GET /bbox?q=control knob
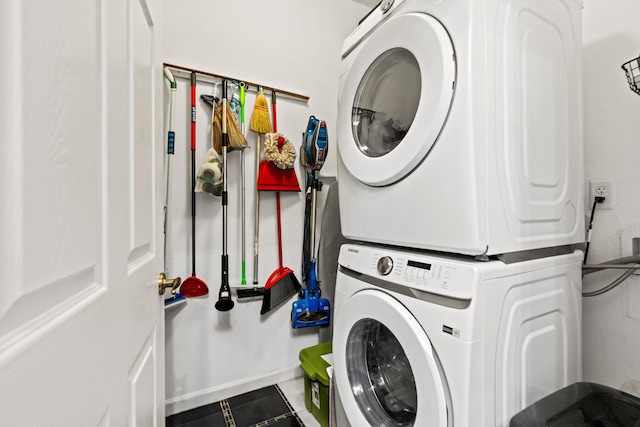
[377,256,393,275]
[380,0,395,13]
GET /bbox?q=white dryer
[337,0,584,256]
[333,243,582,427]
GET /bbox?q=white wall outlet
[589,179,615,209]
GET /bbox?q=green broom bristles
[250,90,272,134]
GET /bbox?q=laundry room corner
[582,0,640,397]
[160,0,370,416]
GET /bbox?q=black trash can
[510,382,640,426]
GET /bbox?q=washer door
[333,289,451,427]
[337,12,456,186]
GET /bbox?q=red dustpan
[257,163,301,315]
[257,92,302,315]
[257,130,301,314]
[257,160,301,192]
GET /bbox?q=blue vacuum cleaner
[292,117,330,328]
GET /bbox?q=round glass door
[333,288,450,427]
[352,48,421,158]
[346,319,417,425]
[337,13,455,186]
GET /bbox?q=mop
[162,66,185,309]
[198,93,223,197]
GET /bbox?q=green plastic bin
[299,341,332,427]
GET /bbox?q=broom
[259,91,301,315]
[212,101,247,154]
[249,88,272,287]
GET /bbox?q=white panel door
[0,0,165,425]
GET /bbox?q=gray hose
[582,255,640,297]
[583,267,638,297]
[583,255,640,274]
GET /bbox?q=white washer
[333,243,582,427]
[337,0,584,256]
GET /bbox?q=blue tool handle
[167,131,175,155]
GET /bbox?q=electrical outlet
[589,179,615,209]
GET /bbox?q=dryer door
[333,289,451,427]
[337,12,456,187]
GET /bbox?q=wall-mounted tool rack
[163,62,310,104]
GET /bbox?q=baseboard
[165,365,304,416]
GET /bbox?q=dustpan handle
[276,192,283,268]
[272,91,283,268]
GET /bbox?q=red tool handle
[272,90,283,268]
[191,71,196,150]
[276,193,283,268]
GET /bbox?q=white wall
[582,0,640,395]
[161,0,369,415]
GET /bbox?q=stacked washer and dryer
[332,0,584,426]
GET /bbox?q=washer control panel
[341,0,406,57]
[340,244,478,300]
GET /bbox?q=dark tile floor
[166,384,306,427]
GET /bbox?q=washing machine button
[377,256,393,275]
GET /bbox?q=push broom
[236,88,273,301]
[258,91,301,315]
[239,82,247,286]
